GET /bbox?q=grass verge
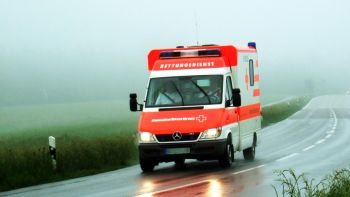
[261,96,311,128]
[273,168,350,197]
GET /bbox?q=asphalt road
[2,95,350,197]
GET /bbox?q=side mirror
[232,88,241,107]
[129,93,143,112]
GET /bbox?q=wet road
[2,95,350,197]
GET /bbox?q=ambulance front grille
[155,133,200,142]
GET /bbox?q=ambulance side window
[225,76,233,105]
[249,59,254,86]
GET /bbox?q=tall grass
[0,124,138,191]
[273,168,350,197]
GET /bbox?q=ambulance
[130,43,261,172]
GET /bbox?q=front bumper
[139,139,227,162]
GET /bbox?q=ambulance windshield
[145,75,223,107]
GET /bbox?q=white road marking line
[302,145,315,152]
[329,109,338,133]
[325,134,332,139]
[332,110,338,124]
[327,129,335,134]
[231,164,265,175]
[315,139,325,144]
[276,153,299,162]
[136,164,266,197]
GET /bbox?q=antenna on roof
[194,12,199,46]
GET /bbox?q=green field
[0,100,139,136]
[260,94,297,106]
[0,97,309,191]
[0,100,140,191]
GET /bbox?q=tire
[243,142,256,161]
[140,158,155,173]
[174,159,186,169]
[219,138,234,168]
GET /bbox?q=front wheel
[174,159,186,169]
[219,139,234,168]
[140,158,155,173]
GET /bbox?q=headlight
[139,131,156,143]
[200,128,222,139]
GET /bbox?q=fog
[1,0,350,106]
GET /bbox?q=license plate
[164,148,190,155]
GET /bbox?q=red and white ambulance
[130,43,261,172]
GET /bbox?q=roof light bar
[160,49,221,59]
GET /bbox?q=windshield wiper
[189,79,211,104]
[170,81,184,105]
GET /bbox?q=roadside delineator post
[48,136,57,170]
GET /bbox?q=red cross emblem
[196,115,207,123]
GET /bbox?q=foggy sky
[1,0,350,106]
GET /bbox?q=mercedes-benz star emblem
[172,131,182,141]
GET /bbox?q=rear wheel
[140,158,155,172]
[219,138,234,168]
[243,136,256,161]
